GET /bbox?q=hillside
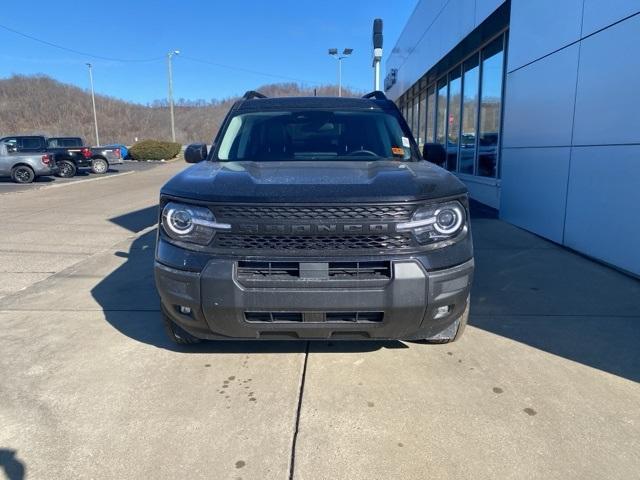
[0,75,360,145]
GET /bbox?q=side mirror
[422,143,446,167]
[185,143,208,163]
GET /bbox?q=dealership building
[385,0,640,276]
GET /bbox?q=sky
[0,0,416,104]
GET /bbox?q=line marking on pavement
[43,171,135,190]
[0,171,135,196]
[288,341,310,480]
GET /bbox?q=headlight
[397,201,466,245]
[161,202,230,245]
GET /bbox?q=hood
[161,160,467,203]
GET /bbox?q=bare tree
[0,75,363,145]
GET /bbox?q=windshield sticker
[402,136,410,148]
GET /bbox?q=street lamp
[167,50,180,143]
[328,48,353,97]
[85,63,100,146]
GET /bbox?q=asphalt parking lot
[0,160,165,195]
[0,161,638,479]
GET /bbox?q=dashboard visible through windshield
[216,110,416,161]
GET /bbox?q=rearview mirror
[185,143,208,163]
[422,143,446,167]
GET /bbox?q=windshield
[216,110,416,161]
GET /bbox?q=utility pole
[167,50,180,142]
[328,48,353,97]
[86,63,100,146]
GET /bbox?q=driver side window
[3,138,18,153]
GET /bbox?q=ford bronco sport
[155,91,474,344]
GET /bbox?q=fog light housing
[433,305,452,319]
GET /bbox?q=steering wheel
[346,149,378,157]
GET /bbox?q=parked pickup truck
[155,91,474,345]
[0,135,122,178]
[47,137,123,176]
[0,141,58,183]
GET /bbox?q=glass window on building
[459,53,480,175]
[426,86,435,144]
[446,67,462,172]
[478,36,504,177]
[435,78,447,145]
[418,92,427,149]
[406,99,413,133]
[412,97,420,141]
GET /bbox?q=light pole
[86,63,100,146]
[328,48,353,97]
[167,50,180,142]
[372,19,383,91]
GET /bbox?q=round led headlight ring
[166,207,194,235]
[434,205,463,235]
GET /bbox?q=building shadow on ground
[468,207,640,383]
[0,449,25,480]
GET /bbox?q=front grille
[325,312,384,323]
[213,204,415,221]
[214,233,413,251]
[328,261,391,279]
[237,261,299,279]
[236,260,391,280]
[244,311,384,323]
[245,312,303,323]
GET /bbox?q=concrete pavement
[0,162,638,479]
[0,161,176,300]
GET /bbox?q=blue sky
[0,0,416,104]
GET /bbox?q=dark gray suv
[155,91,474,344]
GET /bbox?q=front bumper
[155,256,473,341]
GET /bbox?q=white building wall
[386,0,506,101]
[501,2,640,275]
[387,0,640,275]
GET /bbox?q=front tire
[11,165,35,184]
[57,160,77,178]
[91,158,108,174]
[162,310,201,345]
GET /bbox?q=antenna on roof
[242,90,267,100]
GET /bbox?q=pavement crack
[288,341,310,480]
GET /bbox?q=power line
[180,55,320,85]
[0,22,325,85]
[0,22,163,63]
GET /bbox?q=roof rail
[362,91,387,100]
[242,90,267,100]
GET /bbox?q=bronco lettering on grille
[235,223,392,234]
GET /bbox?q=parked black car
[0,135,122,178]
[155,91,474,345]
